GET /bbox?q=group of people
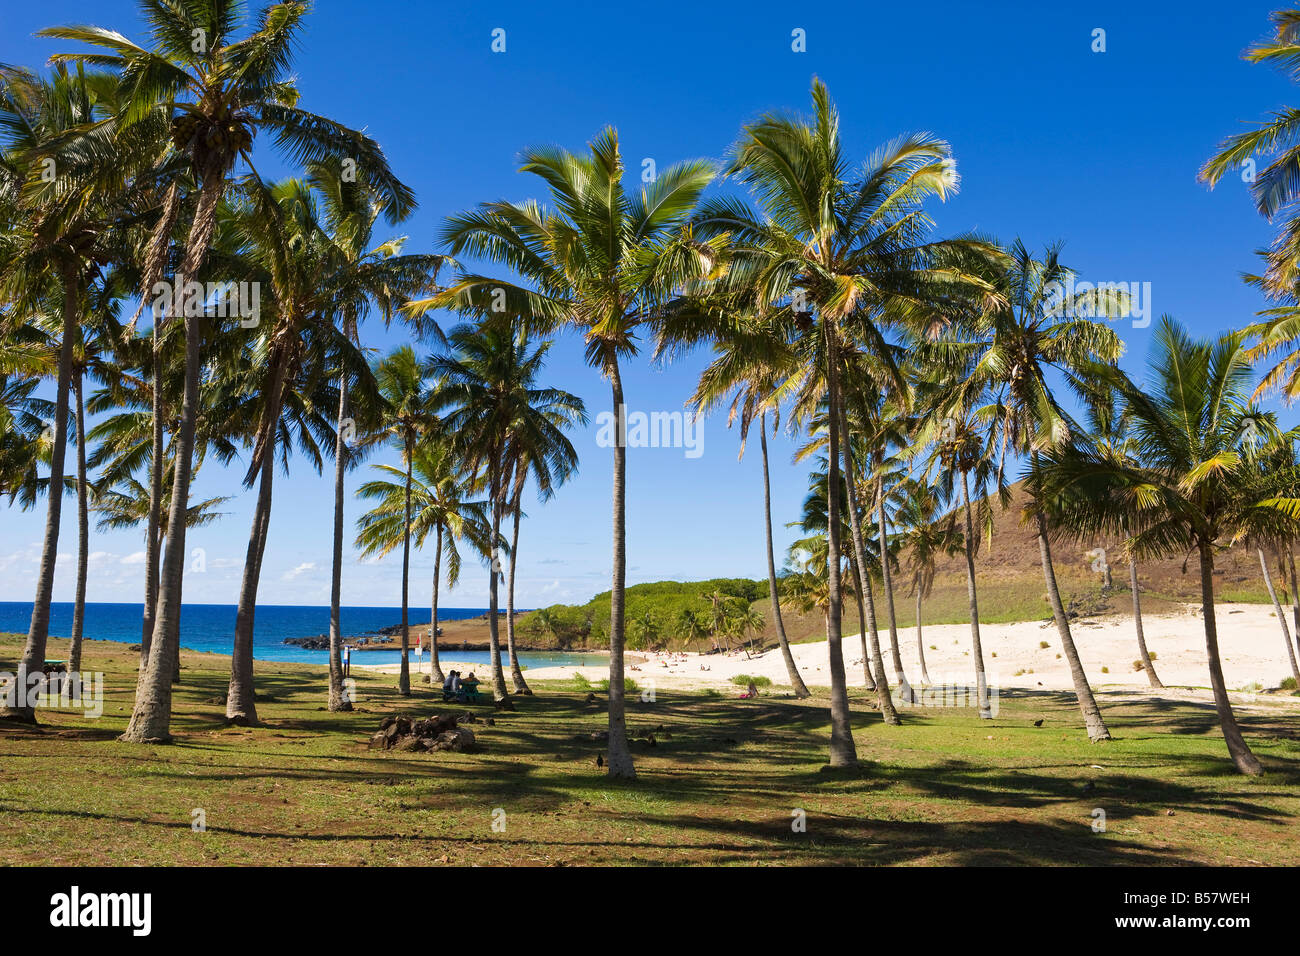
[440,670,480,703]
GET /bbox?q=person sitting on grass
[460,672,481,700]
[442,671,460,702]
[738,681,758,699]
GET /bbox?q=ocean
[0,601,599,668]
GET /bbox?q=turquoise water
[0,601,601,669]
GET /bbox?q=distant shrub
[1132,660,1144,672]
[1281,676,1297,691]
[596,677,639,693]
[731,674,772,688]
[571,672,592,690]
[1039,641,1050,649]
[1101,666,1109,674]
[1148,651,1158,660]
[991,652,997,658]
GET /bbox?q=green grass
[1,631,1298,866]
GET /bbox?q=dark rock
[430,727,477,752]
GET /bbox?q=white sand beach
[358,602,1300,709]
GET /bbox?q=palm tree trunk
[69,367,90,675]
[1034,507,1110,741]
[429,523,444,686]
[822,346,859,764]
[877,474,910,701]
[328,374,351,711]
[121,163,226,744]
[5,268,78,723]
[486,461,509,704]
[140,324,164,673]
[849,550,876,691]
[226,442,276,724]
[960,471,992,719]
[1288,550,1300,665]
[506,486,532,694]
[398,445,413,697]
[759,412,810,698]
[838,401,897,725]
[605,362,635,777]
[1259,548,1300,683]
[1199,541,1262,774]
[1127,536,1162,688]
[915,585,931,684]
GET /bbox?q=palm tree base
[116,731,172,745]
[0,708,38,725]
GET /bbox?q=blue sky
[0,0,1293,608]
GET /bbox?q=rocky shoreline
[281,614,569,653]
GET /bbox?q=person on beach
[442,671,460,701]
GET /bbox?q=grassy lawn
[1,632,1297,866]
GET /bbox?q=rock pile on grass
[369,714,478,753]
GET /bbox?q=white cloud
[283,561,317,581]
[121,551,147,565]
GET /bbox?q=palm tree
[1039,317,1295,775]
[0,64,135,721]
[305,159,445,711]
[922,397,1000,720]
[674,608,706,648]
[222,176,427,722]
[685,309,812,696]
[1200,10,1300,297]
[46,0,412,742]
[947,240,1122,741]
[355,346,438,697]
[1078,385,1164,688]
[66,280,125,673]
[498,336,585,695]
[794,453,879,693]
[895,477,963,685]
[430,321,584,702]
[354,438,490,687]
[423,144,716,776]
[691,79,997,764]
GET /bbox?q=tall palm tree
[430,321,584,702]
[356,346,438,697]
[221,177,423,723]
[692,79,997,764]
[0,63,136,720]
[686,309,811,696]
[422,134,718,776]
[354,439,490,688]
[305,158,444,711]
[1039,317,1296,775]
[922,395,1001,720]
[47,0,412,742]
[895,477,963,685]
[953,240,1122,740]
[66,280,124,672]
[1078,385,1164,688]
